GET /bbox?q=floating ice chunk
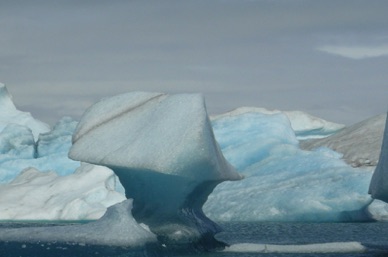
[369,113,388,202]
[224,242,366,253]
[0,199,157,248]
[0,83,50,141]
[301,114,386,167]
[69,92,241,249]
[0,163,125,220]
[366,199,388,221]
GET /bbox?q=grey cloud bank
[1,0,387,125]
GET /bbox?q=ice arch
[69,92,241,249]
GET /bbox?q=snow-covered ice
[69,92,241,248]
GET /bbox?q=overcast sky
[1,0,387,125]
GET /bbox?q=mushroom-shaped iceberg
[69,92,241,249]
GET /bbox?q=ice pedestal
[69,92,241,249]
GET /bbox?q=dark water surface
[2,222,388,257]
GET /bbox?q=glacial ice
[0,83,386,223]
[366,199,388,221]
[0,124,36,160]
[224,242,366,253]
[0,117,80,183]
[211,107,345,140]
[69,92,242,248]
[301,114,386,167]
[36,116,77,158]
[369,113,388,202]
[204,110,373,222]
[0,163,125,220]
[0,83,50,141]
[0,200,157,248]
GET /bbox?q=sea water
[1,222,388,257]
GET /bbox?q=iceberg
[0,117,80,183]
[301,114,386,167]
[369,113,388,202]
[366,199,388,221]
[0,84,384,223]
[0,163,125,220]
[211,107,345,140]
[224,242,366,254]
[0,124,36,160]
[204,110,373,222]
[0,83,50,141]
[0,200,157,251]
[69,92,242,249]
[36,116,77,158]
[0,84,80,183]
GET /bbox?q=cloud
[317,45,388,59]
[1,1,388,125]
